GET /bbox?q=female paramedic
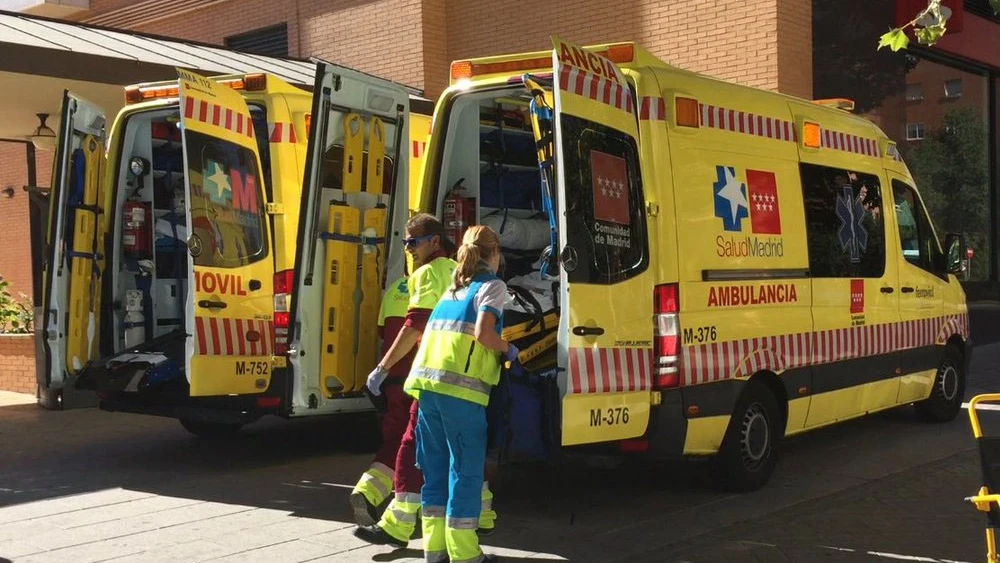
[404,225,520,563]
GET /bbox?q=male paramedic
[353,214,497,549]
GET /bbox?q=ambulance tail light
[244,73,267,91]
[257,396,281,409]
[304,114,312,137]
[274,269,294,356]
[653,283,680,389]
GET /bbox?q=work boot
[477,526,495,537]
[353,524,408,548]
[349,491,379,527]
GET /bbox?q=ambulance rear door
[287,61,410,415]
[38,91,107,408]
[549,37,656,446]
[177,69,275,397]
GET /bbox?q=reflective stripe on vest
[405,273,502,406]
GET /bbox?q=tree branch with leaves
[879,0,1000,51]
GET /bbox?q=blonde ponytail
[452,225,501,293]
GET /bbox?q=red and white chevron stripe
[821,128,880,158]
[568,347,653,394]
[268,122,297,143]
[680,313,969,386]
[558,66,634,114]
[699,103,797,142]
[194,317,275,356]
[639,96,667,121]
[183,98,254,140]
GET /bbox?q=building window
[224,24,289,57]
[944,79,963,98]
[906,123,925,141]
[905,84,924,101]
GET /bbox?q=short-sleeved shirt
[378,276,413,379]
[446,277,509,325]
[408,256,458,311]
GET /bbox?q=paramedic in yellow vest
[405,226,519,563]
[348,272,411,521]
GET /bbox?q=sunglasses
[403,234,435,249]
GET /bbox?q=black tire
[915,345,965,423]
[179,418,243,438]
[714,381,782,492]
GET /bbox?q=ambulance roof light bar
[125,73,268,104]
[450,43,635,82]
[812,98,856,112]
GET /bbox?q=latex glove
[505,343,520,364]
[367,365,389,396]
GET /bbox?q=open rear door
[177,69,275,397]
[549,38,656,446]
[286,61,410,414]
[38,91,107,409]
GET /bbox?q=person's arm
[377,266,440,370]
[474,311,508,353]
[473,279,513,354]
[379,323,423,370]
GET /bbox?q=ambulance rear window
[560,115,649,284]
[185,130,269,268]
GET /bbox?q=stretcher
[966,394,1000,562]
[319,113,388,396]
[65,136,105,373]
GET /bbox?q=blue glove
[366,365,389,396]
[505,343,520,364]
[507,357,527,378]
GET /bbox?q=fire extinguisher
[122,200,151,258]
[442,178,476,247]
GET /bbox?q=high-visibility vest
[405,272,503,406]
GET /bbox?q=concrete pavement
[2,342,999,562]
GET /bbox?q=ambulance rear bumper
[643,388,688,460]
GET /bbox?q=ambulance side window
[892,180,944,276]
[800,164,886,278]
[186,130,268,268]
[561,115,649,284]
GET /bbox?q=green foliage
[878,28,911,52]
[0,277,33,334]
[908,107,991,281]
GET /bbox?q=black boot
[353,524,408,548]
[349,492,379,527]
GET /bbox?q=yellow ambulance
[38,63,432,437]
[413,37,973,490]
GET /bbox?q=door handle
[880,287,894,294]
[198,299,228,310]
[900,287,915,294]
[573,326,605,337]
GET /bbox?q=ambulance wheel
[179,418,243,438]
[715,381,780,492]
[915,345,965,423]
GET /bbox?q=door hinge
[646,201,660,217]
[266,202,285,215]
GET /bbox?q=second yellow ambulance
[410,37,972,490]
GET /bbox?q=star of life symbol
[598,176,626,200]
[837,186,868,263]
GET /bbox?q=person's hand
[505,343,520,364]
[367,365,389,396]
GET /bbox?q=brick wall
[444,0,813,100]
[72,0,812,103]
[0,141,52,303]
[0,335,36,395]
